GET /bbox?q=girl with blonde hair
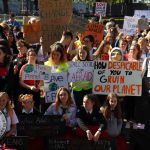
[0,92,19,137]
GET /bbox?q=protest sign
[82,23,104,46]
[68,61,94,83]
[134,10,150,22]
[123,16,138,36]
[44,72,68,103]
[38,0,72,54]
[95,2,107,17]
[22,64,51,80]
[93,61,142,96]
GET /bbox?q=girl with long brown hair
[101,93,122,136]
[44,87,76,127]
[101,93,127,150]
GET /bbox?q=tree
[2,0,9,14]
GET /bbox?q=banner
[44,72,68,103]
[38,0,72,54]
[95,2,107,17]
[68,61,94,82]
[123,16,138,36]
[22,64,51,80]
[134,10,150,22]
[82,23,104,46]
[93,61,142,96]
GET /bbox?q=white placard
[123,16,138,36]
[134,10,150,22]
[44,72,68,103]
[93,61,142,96]
[68,61,94,82]
[95,2,107,17]
[22,64,51,80]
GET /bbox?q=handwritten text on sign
[68,61,94,82]
[95,2,107,17]
[82,23,104,46]
[22,64,51,80]
[44,72,68,103]
[123,16,138,36]
[93,61,142,96]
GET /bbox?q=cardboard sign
[68,61,94,82]
[134,10,150,22]
[38,0,72,54]
[22,64,51,80]
[44,72,68,103]
[82,23,104,46]
[93,61,142,96]
[95,2,107,17]
[123,16,138,36]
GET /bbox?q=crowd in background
[0,12,150,150]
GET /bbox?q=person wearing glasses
[82,35,97,60]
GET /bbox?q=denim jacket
[44,103,77,127]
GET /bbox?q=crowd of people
[0,12,150,150]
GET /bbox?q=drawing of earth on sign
[49,83,58,91]
[24,64,34,73]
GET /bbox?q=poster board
[123,16,138,36]
[82,23,104,46]
[44,72,68,103]
[22,64,51,80]
[95,2,107,17]
[68,61,94,82]
[134,10,150,22]
[38,0,72,54]
[93,61,142,96]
